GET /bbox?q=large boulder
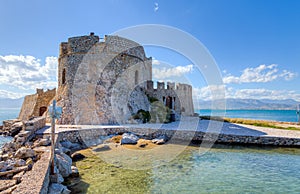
[121,133,139,144]
[14,147,36,159]
[48,183,71,194]
[60,140,81,150]
[56,152,72,177]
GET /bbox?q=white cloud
[193,86,300,101]
[152,59,160,65]
[153,64,193,79]
[0,55,58,93]
[223,64,297,84]
[0,90,30,99]
[154,2,159,12]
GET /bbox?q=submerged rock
[121,133,139,144]
[56,152,72,178]
[92,144,110,152]
[152,135,167,145]
[48,183,71,194]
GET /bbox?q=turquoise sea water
[197,109,299,122]
[0,108,20,124]
[149,145,300,193]
[71,144,300,193]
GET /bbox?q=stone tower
[56,33,152,124]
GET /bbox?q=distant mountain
[197,98,300,110]
[0,97,24,109]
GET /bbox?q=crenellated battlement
[146,80,192,92]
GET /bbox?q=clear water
[0,108,20,124]
[70,144,300,193]
[0,108,19,148]
[197,109,299,122]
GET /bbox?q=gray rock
[56,152,72,177]
[0,161,8,171]
[14,159,26,167]
[121,133,139,144]
[36,138,51,146]
[48,183,71,194]
[60,140,81,150]
[152,135,167,145]
[70,166,79,177]
[14,147,36,159]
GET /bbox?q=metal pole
[50,100,56,175]
[297,104,300,125]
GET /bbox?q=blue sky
[0,0,299,101]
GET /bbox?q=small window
[62,69,66,85]
[135,70,139,85]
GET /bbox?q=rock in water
[56,152,72,178]
[152,134,167,145]
[70,166,79,177]
[121,133,139,144]
[92,144,110,152]
[48,183,71,194]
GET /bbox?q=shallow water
[69,144,300,193]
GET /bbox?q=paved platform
[37,117,300,139]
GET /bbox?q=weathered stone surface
[19,88,56,121]
[14,147,36,159]
[60,140,81,150]
[56,152,72,178]
[33,138,51,147]
[48,183,71,194]
[121,133,139,144]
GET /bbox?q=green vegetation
[200,116,300,131]
[132,109,151,123]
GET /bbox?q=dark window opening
[166,96,173,109]
[62,69,66,85]
[135,70,139,85]
[39,106,47,116]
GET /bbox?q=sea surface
[70,144,300,193]
[0,108,20,147]
[197,109,299,123]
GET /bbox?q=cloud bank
[223,64,296,84]
[0,55,57,98]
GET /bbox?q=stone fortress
[20,33,194,124]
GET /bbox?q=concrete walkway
[37,117,300,139]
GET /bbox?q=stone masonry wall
[19,89,56,121]
[57,127,300,147]
[146,81,194,117]
[57,34,152,125]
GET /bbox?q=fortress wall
[19,89,56,121]
[145,81,194,116]
[176,83,194,116]
[19,94,38,121]
[57,34,152,125]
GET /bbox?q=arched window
[135,70,139,85]
[62,69,66,85]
